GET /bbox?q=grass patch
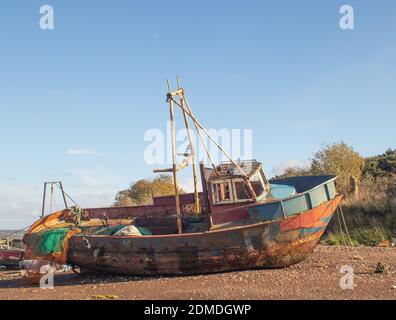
[323,175,396,246]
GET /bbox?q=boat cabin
[204,160,270,212]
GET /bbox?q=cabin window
[250,172,265,197]
[234,181,250,200]
[212,181,232,204]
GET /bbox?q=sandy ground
[0,245,395,300]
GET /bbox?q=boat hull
[68,194,342,276]
[0,248,23,268]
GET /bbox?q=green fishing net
[27,224,152,258]
[28,227,72,257]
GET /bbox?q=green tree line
[114,174,184,206]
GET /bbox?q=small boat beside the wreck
[0,238,24,269]
[23,80,343,276]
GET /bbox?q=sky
[0,0,395,228]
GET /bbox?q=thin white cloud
[67,148,103,156]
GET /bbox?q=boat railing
[249,176,338,221]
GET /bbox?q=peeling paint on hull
[68,195,342,276]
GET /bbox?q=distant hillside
[0,230,25,240]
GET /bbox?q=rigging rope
[170,95,249,179]
[336,203,364,261]
[336,208,348,246]
[58,187,79,207]
[182,95,218,174]
[339,203,353,244]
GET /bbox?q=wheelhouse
[207,160,270,206]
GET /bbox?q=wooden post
[350,176,358,198]
[177,77,200,215]
[200,162,213,230]
[168,80,183,234]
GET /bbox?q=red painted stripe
[280,195,342,232]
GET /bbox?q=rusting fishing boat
[23,79,343,276]
[67,173,342,275]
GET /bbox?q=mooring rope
[56,184,79,207]
[336,202,364,261]
[336,208,348,246]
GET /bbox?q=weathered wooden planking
[68,195,342,276]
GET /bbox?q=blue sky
[1,0,395,228]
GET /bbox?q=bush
[350,227,389,246]
[114,174,184,206]
[311,142,364,194]
[277,141,364,195]
[363,148,396,178]
[324,233,344,246]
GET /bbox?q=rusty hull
[67,195,342,276]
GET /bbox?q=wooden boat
[0,239,24,269]
[23,79,343,276]
[68,174,342,275]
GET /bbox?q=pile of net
[23,207,151,266]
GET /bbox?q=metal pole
[41,182,47,218]
[59,182,69,210]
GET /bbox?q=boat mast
[177,77,200,216]
[167,80,183,234]
[154,77,258,233]
[154,78,209,233]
